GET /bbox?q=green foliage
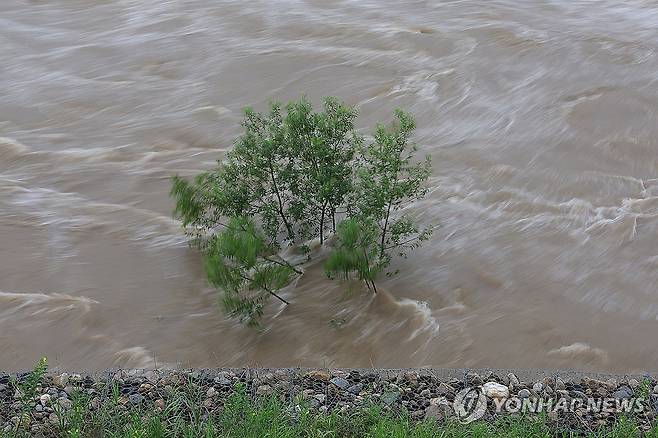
[284,97,360,243]
[9,357,47,434]
[351,109,433,265]
[327,110,433,290]
[203,216,297,325]
[171,97,359,248]
[324,218,382,293]
[171,97,432,324]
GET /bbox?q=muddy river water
[2,0,658,372]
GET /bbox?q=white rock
[39,394,51,406]
[482,382,509,399]
[256,385,272,396]
[555,378,566,390]
[53,373,69,388]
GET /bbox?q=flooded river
[2,0,658,372]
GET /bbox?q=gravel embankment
[1,368,657,434]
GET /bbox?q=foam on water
[0,291,98,317]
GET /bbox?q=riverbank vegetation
[2,361,657,438]
[171,97,432,324]
[4,393,654,438]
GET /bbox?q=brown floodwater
[1,0,658,373]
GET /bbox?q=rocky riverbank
[1,368,657,435]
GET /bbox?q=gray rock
[420,389,431,397]
[348,384,363,395]
[507,373,520,386]
[144,371,159,384]
[571,390,587,400]
[330,377,350,390]
[214,376,232,386]
[436,382,454,396]
[613,386,633,399]
[206,387,217,398]
[653,384,658,394]
[411,410,425,420]
[532,382,544,393]
[605,378,618,391]
[382,391,400,405]
[128,394,144,405]
[628,379,640,389]
[466,372,482,386]
[425,402,453,421]
[397,371,419,383]
[89,397,101,410]
[313,394,326,403]
[518,389,531,399]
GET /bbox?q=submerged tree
[326,110,433,290]
[203,216,301,325]
[172,97,432,324]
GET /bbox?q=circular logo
[453,387,487,424]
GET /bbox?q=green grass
[2,362,657,437]
[3,386,658,438]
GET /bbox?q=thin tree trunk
[331,206,337,233]
[268,162,293,239]
[319,205,325,244]
[362,247,377,294]
[380,201,392,258]
[319,199,329,244]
